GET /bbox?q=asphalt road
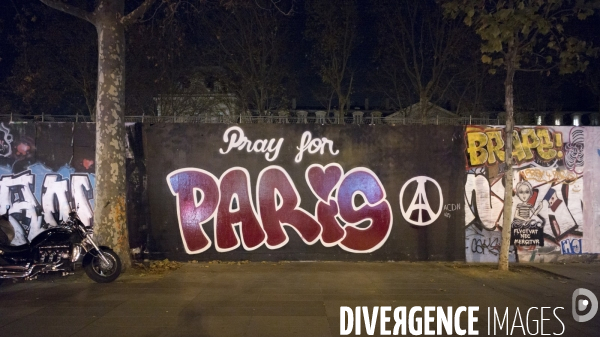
[1,261,599,337]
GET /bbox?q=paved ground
[1,261,599,337]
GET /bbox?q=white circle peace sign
[399,176,443,226]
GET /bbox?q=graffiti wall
[465,125,600,262]
[145,124,466,261]
[0,123,95,246]
[3,121,597,262]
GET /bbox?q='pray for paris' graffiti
[167,127,449,255]
[168,165,393,254]
[218,126,339,163]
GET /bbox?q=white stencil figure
[512,181,543,228]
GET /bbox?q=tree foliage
[373,0,471,117]
[198,2,294,115]
[443,0,599,75]
[581,59,600,112]
[6,3,97,116]
[305,0,358,120]
[125,2,210,117]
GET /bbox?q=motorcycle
[0,205,121,284]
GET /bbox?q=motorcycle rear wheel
[83,248,121,283]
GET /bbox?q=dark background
[1,1,599,118]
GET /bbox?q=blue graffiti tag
[560,239,582,255]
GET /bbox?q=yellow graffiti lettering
[526,169,540,181]
[466,132,488,166]
[466,128,563,166]
[556,170,577,181]
[485,131,505,164]
[555,132,564,158]
[512,131,527,162]
[520,168,578,182]
[536,129,557,160]
[520,129,540,161]
[521,168,545,182]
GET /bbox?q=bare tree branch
[39,0,95,24]
[122,0,157,26]
[254,0,295,16]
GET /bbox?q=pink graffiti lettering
[167,164,393,254]
[215,168,265,252]
[337,169,393,252]
[258,166,322,248]
[306,163,342,201]
[307,164,346,246]
[167,169,220,254]
[316,200,346,246]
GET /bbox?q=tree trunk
[93,1,131,268]
[40,0,157,270]
[419,94,428,121]
[498,57,516,271]
[338,98,345,124]
[337,87,345,124]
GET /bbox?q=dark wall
[142,123,466,261]
[126,123,149,250]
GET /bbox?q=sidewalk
[1,261,599,337]
[528,262,600,285]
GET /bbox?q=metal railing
[0,114,94,123]
[0,113,502,126]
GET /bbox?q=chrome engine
[37,245,71,263]
[0,245,74,280]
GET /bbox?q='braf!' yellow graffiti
[465,127,563,167]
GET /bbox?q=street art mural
[166,128,398,254]
[148,124,466,261]
[167,164,392,254]
[0,123,95,247]
[464,125,598,262]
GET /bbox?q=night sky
[0,1,599,115]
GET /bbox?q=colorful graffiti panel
[0,123,95,246]
[464,125,598,262]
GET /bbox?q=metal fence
[0,113,503,126]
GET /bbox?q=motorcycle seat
[0,244,30,254]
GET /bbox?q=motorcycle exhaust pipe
[0,262,65,279]
[0,265,35,278]
[0,272,30,278]
[0,265,30,271]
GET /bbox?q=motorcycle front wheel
[83,248,122,283]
